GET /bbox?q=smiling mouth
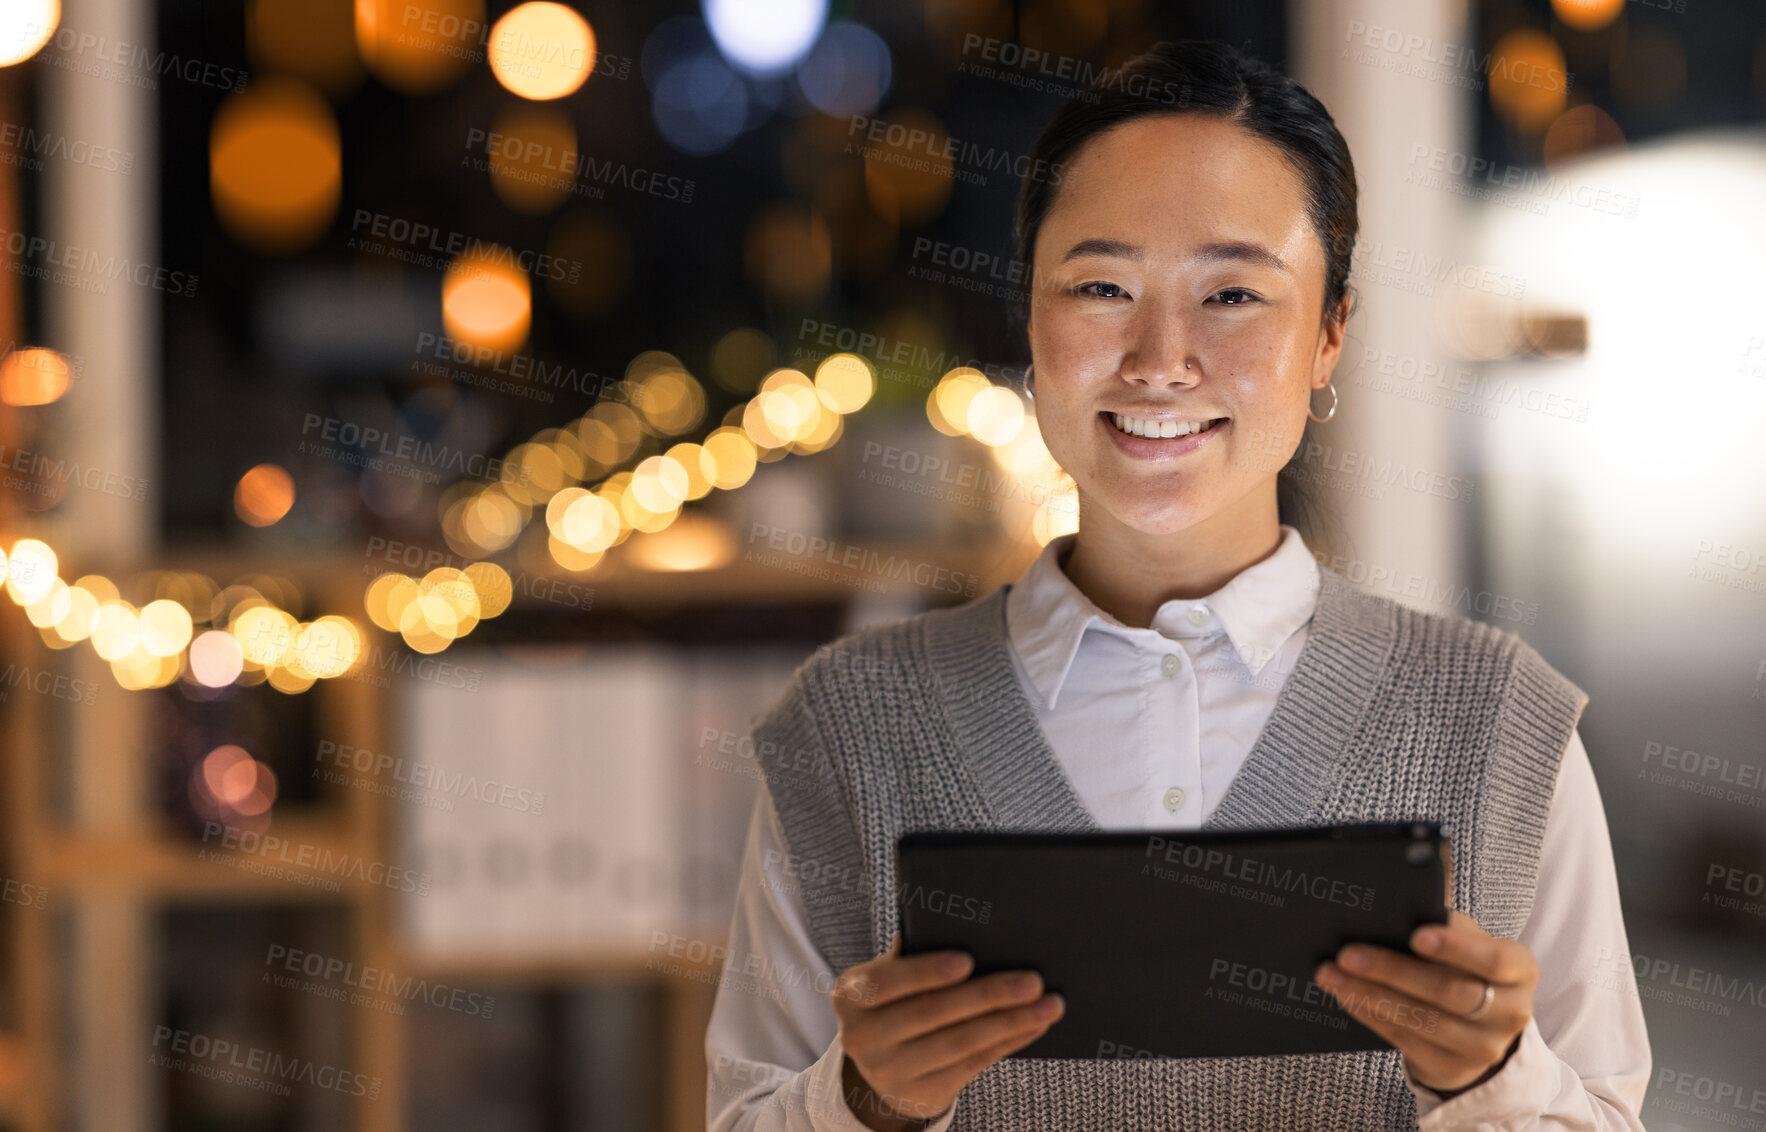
[1103,412,1227,439]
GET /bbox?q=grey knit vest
[750,566,1588,1131]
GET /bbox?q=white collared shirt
[706,525,1651,1131]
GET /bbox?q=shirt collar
[1004,525,1321,711]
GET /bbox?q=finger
[902,992,1065,1076]
[866,970,1049,1045]
[1410,915,1534,986]
[834,947,973,1010]
[907,1012,1059,1102]
[1335,943,1514,1017]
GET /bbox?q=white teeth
[1110,414,1216,439]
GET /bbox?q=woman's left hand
[1313,910,1538,1095]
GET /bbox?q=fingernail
[1414,929,1443,954]
[1036,994,1064,1018]
[1314,963,1340,990]
[1339,946,1371,972]
[941,954,970,978]
[1011,972,1041,996]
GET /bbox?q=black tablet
[896,822,1450,1060]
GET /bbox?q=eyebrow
[1060,238,1291,275]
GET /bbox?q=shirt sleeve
[1408,726,1651,1130]
[705,784,958,1132]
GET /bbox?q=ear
[1312,293,1353,389]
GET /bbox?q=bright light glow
[814,353,874,414]
[190,630,246,687]
[294,615,361,677]
[794,21,890,116]
[354,0,481,94]
[0,348,73,406]
[235,463,296,526]
[91,602,142,661]
[624,511,736,571]
[966,384,1025,446]
[210,78,342,253]
[443,246,532,353]
[0,0,59,67]
[929,368,991,437]
[139,599,195,657]
[560,492,621,551]
[53,585,101,642]
[233,605,296,665]
[5,540,57,605]
[704,0,825,75]
[489,2,596,99]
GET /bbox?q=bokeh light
[1487,30,1569,133]
[488,2,596,100]
[247,0,363,96]
[235,464,296,527]
[486,104,579,213]
[354,0,482,94]
[190,630,246,687]
[5,540,57,605]
[704,0,826,75]
[0,0,58,68]
[813,353,875,414]
[0,348,72,406]
[794,21,891,116]
[443,246,532,353]
[209,78,342,253]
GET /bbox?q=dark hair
[1013,39,1358,550]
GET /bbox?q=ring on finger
[1464,979,1495,1020]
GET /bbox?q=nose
[1119,301,1197,388]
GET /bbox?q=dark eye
[1075,281,1127,300]
[1213,288,1259,305]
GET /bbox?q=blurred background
[0,0,1762,1127]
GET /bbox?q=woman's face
[1027,114,1348,537]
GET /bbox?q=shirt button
[1187,606,1209,626]
[1163,786,1187,811]
[1160,653,1180,676]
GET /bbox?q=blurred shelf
[36,817,376,900]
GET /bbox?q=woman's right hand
[830,933,1065,1131]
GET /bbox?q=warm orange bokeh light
[486,103,578,214]
[488,2,596,100]
[1551,0,1623,32]
[442,247,532,353]
[0,348,72,406]
[235,464,296,526]
[1487,30,1569,132]
[354,0,483,94]
[210,77,342,253]
[0,0,59,68]
[247,0,363,95]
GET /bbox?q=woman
[706,39,1649,1131]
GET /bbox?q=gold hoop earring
[1022,364,1034,402]
[1308,379,1338,423]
